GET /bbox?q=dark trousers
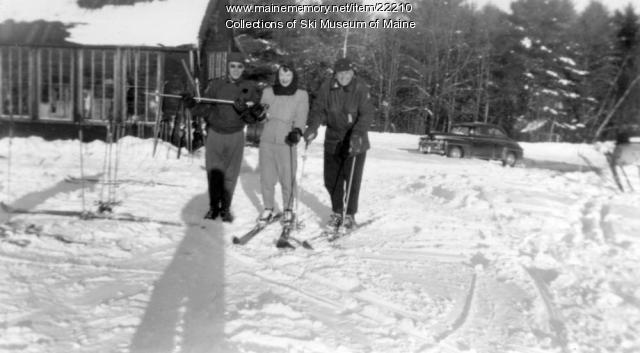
[324,151,366,215]
[205,129,244,211]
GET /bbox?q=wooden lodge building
[0,0,234,142]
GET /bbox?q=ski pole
[78,125,86,214]
[151,81,168,157]
[294,143,309,230]
[287,144,296,225]
[6,117,13,211]
[339,154,358,235]
[144,92,254,107]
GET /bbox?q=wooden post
[28,48,33,119]
[31,47,41,120]
[90,50,95,119]
[36,48,42,119]
[9,48,13,118]
[121,49,128,123]
[113,48,122,122]
[0,48,3,117]
[48,49,52,115]
[77,50,84,121]
[102,51,106,120]
[134,50,139,119]
[71,49,77,122]
[18,47,23,116]
[113,48,120,123]
[58,49,63,117]
[152,52,164,150]
[145,51,150,122]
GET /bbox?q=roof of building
[0,0,213,47]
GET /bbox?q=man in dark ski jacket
[186,52,263,222]
[303,57,374,230]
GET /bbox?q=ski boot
[220,208,234,223]
[326,212,342,231]
[281,209,295,228]
[276,210,296,249]
[257,208,275,226]
[342,214,357,231]
[204,207,220,220]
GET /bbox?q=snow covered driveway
[0,134,638,353]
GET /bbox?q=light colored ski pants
[259,142,297,211]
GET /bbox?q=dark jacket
[192,78,259,134]
[307,77,375,154]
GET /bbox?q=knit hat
[333,57,354,72]
[227,52,245,64]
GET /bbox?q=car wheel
[447,146,463,158]
[503,152,517,167]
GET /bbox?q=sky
[472,0,638,13]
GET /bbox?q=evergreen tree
[611,5,640,138]
[570,1,616,141]
[492,0,585,141]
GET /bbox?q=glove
[180,92,197,109]
[250,103,267,122]
[233,98,248,113]
[285,128,303,146]
[240,111,258,124]
[302,128,317,144]
[349,133,365,156]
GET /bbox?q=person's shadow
[129,193,226,353]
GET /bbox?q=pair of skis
[231,213,282,245]
[305,218,376,245]
[232,218,374,250]
[275,225,313,250]
[0,202,182,226]
[231,215,312,250]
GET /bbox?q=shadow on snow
[130,193,227,352]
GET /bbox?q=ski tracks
[227,245,445,351]
[225,214,498,353]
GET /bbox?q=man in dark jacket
[188,52,262,222]
[303,57,374,230]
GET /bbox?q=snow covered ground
[0,130,639,353]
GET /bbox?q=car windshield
[451,126,469,135]
[476,126,491,136]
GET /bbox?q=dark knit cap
[334,58,354,72]
[227,52,245,64]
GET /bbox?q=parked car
[418,122,523,167]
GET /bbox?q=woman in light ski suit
[258,62,309,226]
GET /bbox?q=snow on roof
[0,0,212,47]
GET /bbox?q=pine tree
[500,0,582,141]
[611,5,640,138]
